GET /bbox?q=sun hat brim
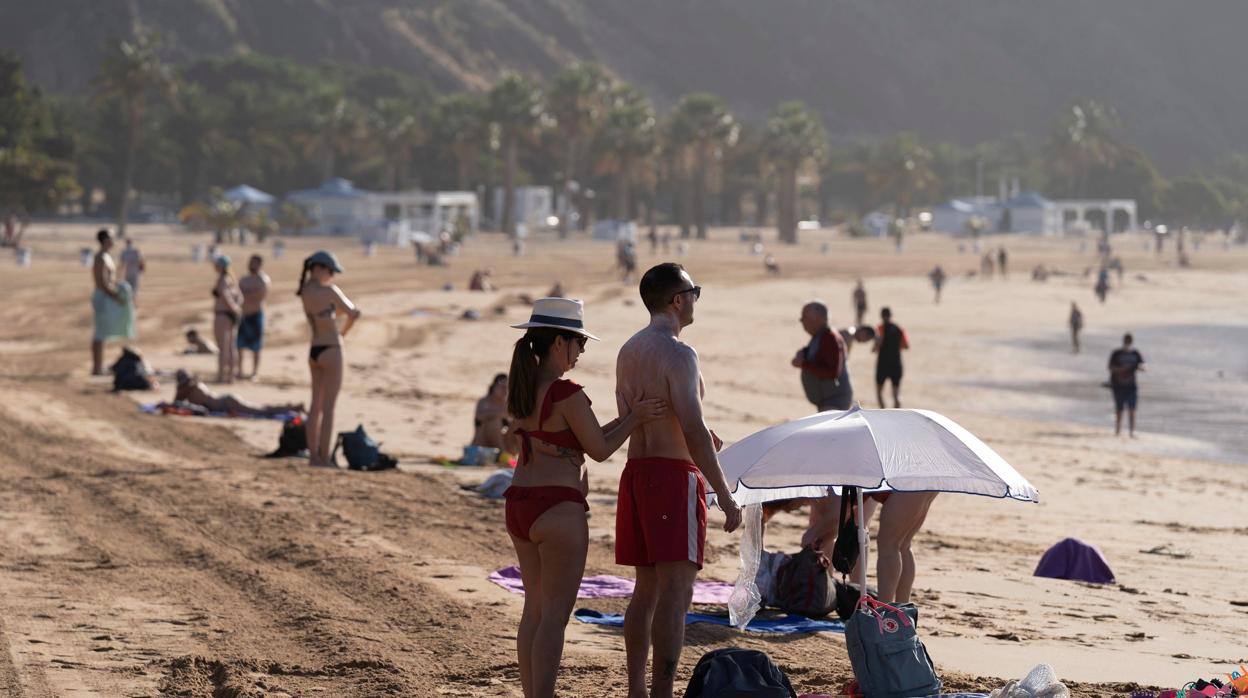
[510,321,599,341]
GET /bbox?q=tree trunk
[455,146,470,191]
[755,189,769,227]
[612,159,631,221]
[678,176,693,239]
[694,147,708,240]
[117,119,138,237]
[502,135,517,236]
[559,141,575,239]
[778,166,798,244]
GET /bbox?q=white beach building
[286,178,479,244]
[931,192,1135,235]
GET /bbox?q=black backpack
[111,348,153,391]
[332,424,397,471]
[684,648,797,698]
[264,417,308,458]
[773,547,836,618]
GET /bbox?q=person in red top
[505,298,665,698]
[792,301,853,411]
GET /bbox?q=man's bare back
[617,325,700,462]
[239,272,270,315]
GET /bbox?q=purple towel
[489,566,735,604]
[1033,538,1116,584]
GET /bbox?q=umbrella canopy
[717,406,1038,628]
[718,406,1039,506]
[222,184,275,205]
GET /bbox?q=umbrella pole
[856,488,868,594]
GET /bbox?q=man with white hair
[792,300,853,411]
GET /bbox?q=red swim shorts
[504,485,588,542]
[615,457,707,568]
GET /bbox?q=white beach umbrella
[716,406,1039,627]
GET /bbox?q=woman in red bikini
[505,298,664,698]
[297,250,361,468]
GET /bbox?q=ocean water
[985,324,1248,463]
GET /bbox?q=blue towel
[573,608,844,634]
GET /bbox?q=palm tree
[365,97,422,191]
[488,73,543,236]
[296,90,365,183]
[179,196,244,244]
[594,84,657,221]
[669,93,738,239]
[867,132,936,218]
[548,63,608,237]
[1047,100,1120,199]
[277,201,314,236]
[432,92,490,192]
[92,31,175,236]
[763,101,826,244]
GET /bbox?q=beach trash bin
[80,248,93,266]
[191,244,204,262]
[16,248,31,267]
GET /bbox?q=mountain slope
[5,0,1247,171]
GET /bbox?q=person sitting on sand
[184,329,217,355]
[504,297,665,698]
[211,256,243,384]
[174,370,302,417]
[472,373,516,452]
[469,269,495,292]
[764,254,781,275]
[298,250,362,468]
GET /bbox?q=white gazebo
[285,178,479,244]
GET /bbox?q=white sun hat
[511,297,600,340]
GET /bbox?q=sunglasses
[671,286,702,303]
[563,334,588,348]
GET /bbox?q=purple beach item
[1033,537,1116,584]
[489,566,735,604]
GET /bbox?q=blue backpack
[845,598,941,698]
[332,425,397,471]
[684,647,796,698]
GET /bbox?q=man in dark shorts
[873,307,909,408]
[1108,333,1145,437]
[792,301,852,411]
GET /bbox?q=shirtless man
[615,262,742,698]
[236,255,271,379]
[91,229,123,375]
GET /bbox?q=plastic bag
[729,504,763,628]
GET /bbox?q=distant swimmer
[873,307,909,409]
[1108,333,1145,437]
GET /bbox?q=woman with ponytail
[210,255,243,383]
[297,250,361,467]
[505,298,665,698]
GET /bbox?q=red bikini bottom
[504,486,589,542]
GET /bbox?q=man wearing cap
[792,300,853,411]
[615,262,742,698]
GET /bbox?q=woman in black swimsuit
[297,250,361,467]
[211,255,243,383]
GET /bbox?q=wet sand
[0,223,1244,696]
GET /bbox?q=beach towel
[92,282,135,342]
[490,566,734,604]
[1033,538,1116,584]
[463,469,513,498]
[573,608,844,635]
[139,402,299,421]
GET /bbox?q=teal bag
[332,425,397,471]
[845,597,940,698]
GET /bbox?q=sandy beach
[0,223,1244,696]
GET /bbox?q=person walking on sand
[928,264,947,304]
[119,237,145,301]
[997,246,1008,279]
[90,228,134,375]
[852,279,868,327]
[504,298,665,698]
[236,254,271,379]
[1069,302,1084,353]
[616,263,743,698]
[1108,333,1145,437]
[792,301,852,411]
[297,250,362,467]
[211,256,243,384]
[873,307,909,408]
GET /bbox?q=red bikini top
[515,379,588,465]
